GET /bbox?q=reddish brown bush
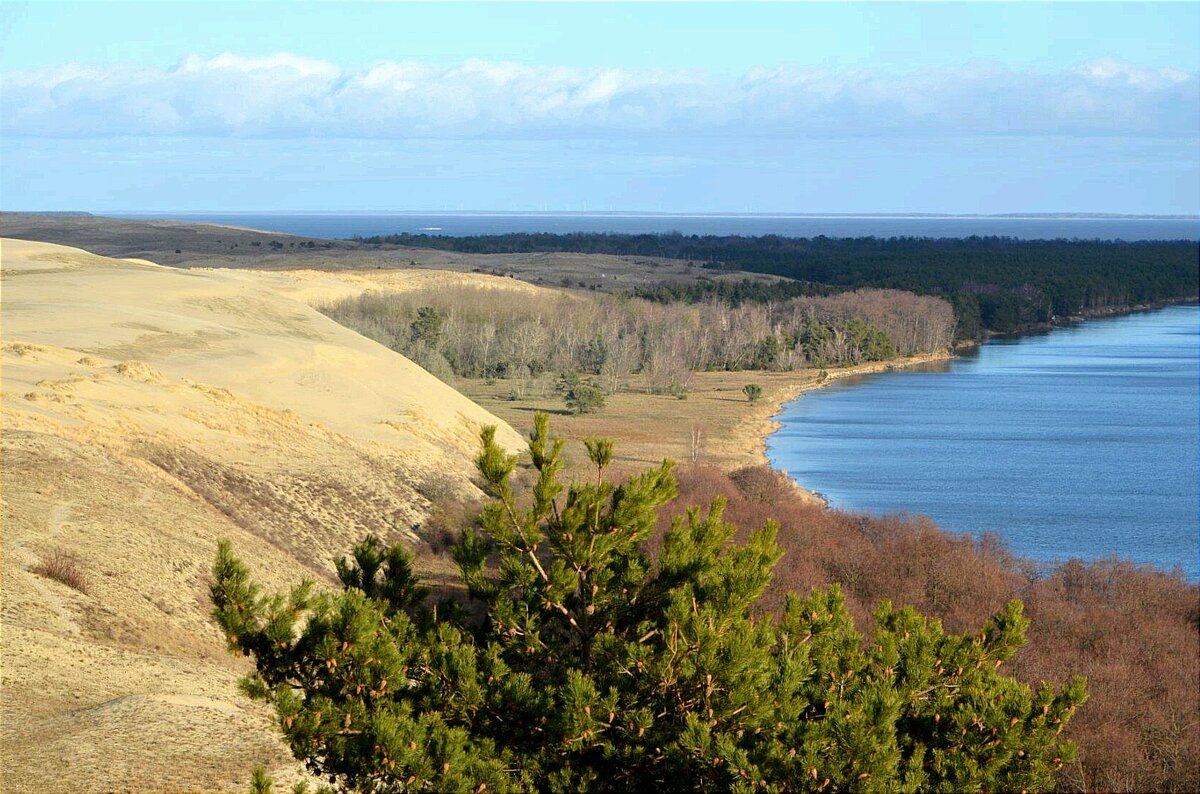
[655,466,1200,793]
[31,548,89,594]
[728,464,796,504]
[420,496,484,556]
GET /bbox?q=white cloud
[2,54,1195,138]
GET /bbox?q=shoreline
[751,299,1199,511]
[956,295,1200,349]
[1062,294,1199,323]
[739,350,955,507]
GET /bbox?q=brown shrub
[656,466,1200,793]
[729,464,796,504]
[415,469,466,506]
[1015,560,1200,793]
[31,548,89,594]
[421,496,484,556]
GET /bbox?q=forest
[354,233,1200,339]
[320,285,954,393]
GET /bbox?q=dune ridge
[1,238,525,791]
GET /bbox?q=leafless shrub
[421,497,484,556]
[32,549,89,594]
[415,470,462,505]
[654,466,1200,792]
[729,465,795,504]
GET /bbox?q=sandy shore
[736,351,955,504]
[461,351,954,508]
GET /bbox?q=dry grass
[0,211,785,291]
[456,355,946,489]
[459,369,819,476]
[31,549,89,594]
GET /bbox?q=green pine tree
[557,370,606,414]
[213,412,1085,793]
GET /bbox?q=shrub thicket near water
[664,465,1200,793]
[213,415,1084,793]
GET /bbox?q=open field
[455,354,949,494]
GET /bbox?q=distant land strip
[350,231,1200,340]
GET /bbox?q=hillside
[0,239,526,791]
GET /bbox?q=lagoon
[767,304,1200,579]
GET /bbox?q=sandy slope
[0,239,526,792]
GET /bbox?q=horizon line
[71,210,1200,221]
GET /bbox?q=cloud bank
[3,54,1196,139]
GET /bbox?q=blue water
[767,305,1200,579]
[109,212,1200,242]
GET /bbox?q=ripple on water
[767,304,1200,580]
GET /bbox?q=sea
[767,304,1200,580]
[110,212,1200,242]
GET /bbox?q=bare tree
[688,424,705,464]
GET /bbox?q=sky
[2,1,1198,214]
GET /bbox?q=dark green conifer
[213,412,1085,793]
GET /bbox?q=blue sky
[2,2,1198,213]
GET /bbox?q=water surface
[111,212,1200,241]
[767,305,1200,579]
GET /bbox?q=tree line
[319,285,954,393]
[353,232,1199,338]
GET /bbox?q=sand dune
[0,239,526,792]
